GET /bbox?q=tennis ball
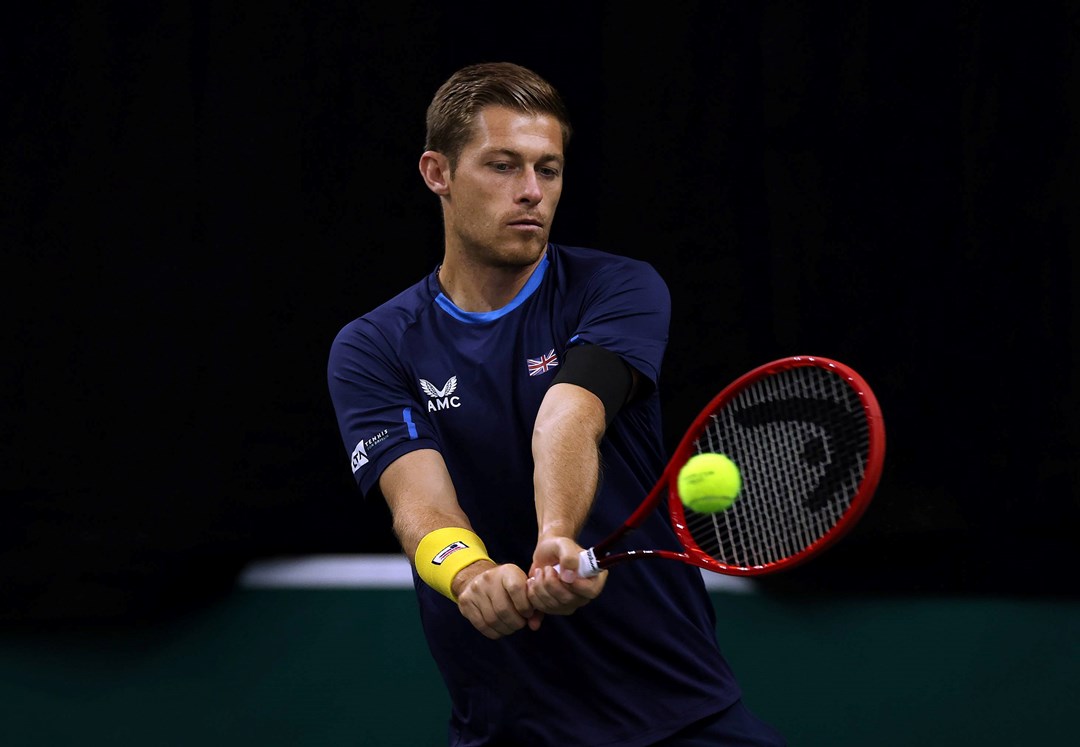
[677,453,741,513]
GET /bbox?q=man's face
[443,105,564,269]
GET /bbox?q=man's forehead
[466,107,564,155]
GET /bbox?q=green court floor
[1,588,1075,746]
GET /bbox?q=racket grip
[552,548,601,579]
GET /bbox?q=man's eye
[491,162,513,172]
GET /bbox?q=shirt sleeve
[327,317,440,496]
[569,257,671,388]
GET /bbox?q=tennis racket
[563,355,886,578]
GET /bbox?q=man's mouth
[509,218,543,229]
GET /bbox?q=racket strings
[685,365,871,570]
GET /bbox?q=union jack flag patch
[527,349,559,376]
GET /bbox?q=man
[328,61,785,747]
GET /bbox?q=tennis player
[328,61,786,747]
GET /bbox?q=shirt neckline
[433,253,550,324]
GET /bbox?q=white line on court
[238,554,756,593]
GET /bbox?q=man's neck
[437,250,546,313]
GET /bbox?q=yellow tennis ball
[677,453,742,513]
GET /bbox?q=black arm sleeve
[551,344,636,427]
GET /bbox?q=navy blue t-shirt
[328,243,741,746]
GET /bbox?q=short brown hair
[424,62,572,168]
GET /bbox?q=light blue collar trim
[435,254,549,324]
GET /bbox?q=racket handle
[552,548,601,579]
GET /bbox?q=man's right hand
[526,535,608,617]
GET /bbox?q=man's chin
[496,238,549,269]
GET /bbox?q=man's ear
[419,151,451,196]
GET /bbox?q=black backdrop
[4,2,1078,624]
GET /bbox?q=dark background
[4,2,1078,625]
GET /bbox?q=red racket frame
[587,355,886,576]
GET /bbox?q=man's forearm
[531,382,607,541]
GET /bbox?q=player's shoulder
[549,242,666,284]
[332,271,437,350]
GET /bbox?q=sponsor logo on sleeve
[350,428,389,473]
[350,441,368,472]
[420,376,461,412]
